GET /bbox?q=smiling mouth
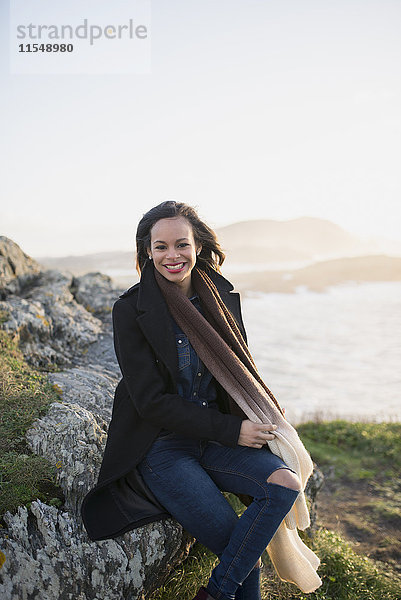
[163,263,185,272]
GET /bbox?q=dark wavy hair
[136,201,225,274]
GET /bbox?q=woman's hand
[238,420,278,448]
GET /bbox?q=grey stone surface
[71,272,121,316]
[26,402,108,515]
[304,464,325,534]
[0,236,42,298]
[0,501,191,600]
[0,239,192,599]
[47,366,118,421]
[0,269,103,369]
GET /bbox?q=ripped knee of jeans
[266,467,302,491]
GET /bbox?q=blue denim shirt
[157,294,220,438]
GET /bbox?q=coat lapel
[135,261,179,381]
[134,261,245,381]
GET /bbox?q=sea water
[241,281,401,424]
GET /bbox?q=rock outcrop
[0,269,103,369]
[0,236,42,299]
[1,502,192,600]
[0,237,193,599]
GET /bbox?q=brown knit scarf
[153,266,324,595]
[154,266,285,425]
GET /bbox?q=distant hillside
[231,255,401,293]
[217,217,392,264]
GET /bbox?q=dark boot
[192,587,217,600]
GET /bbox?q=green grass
[368,498,401,525]
[296,420,401,481]
[149,500,401,600]
[296,527,401,600]
[0,310,64,520]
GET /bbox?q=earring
[148,256,152,260]
[197,250,201,256]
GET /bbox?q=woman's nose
[166,247,180,259]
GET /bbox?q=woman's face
[148,216,201,296]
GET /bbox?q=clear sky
[1,0,400,257]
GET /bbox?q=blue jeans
[137,435,299,600]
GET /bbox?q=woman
[81,201,321,600]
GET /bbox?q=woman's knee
[266,467,302,491]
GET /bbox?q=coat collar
[122,261,239,382]
[136,259,234,312]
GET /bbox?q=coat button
[178,340,182,344]
[202,401,207,406]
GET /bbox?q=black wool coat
[80,261,249,542]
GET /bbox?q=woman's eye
[155,245,166,250]
[178,243,189,248]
